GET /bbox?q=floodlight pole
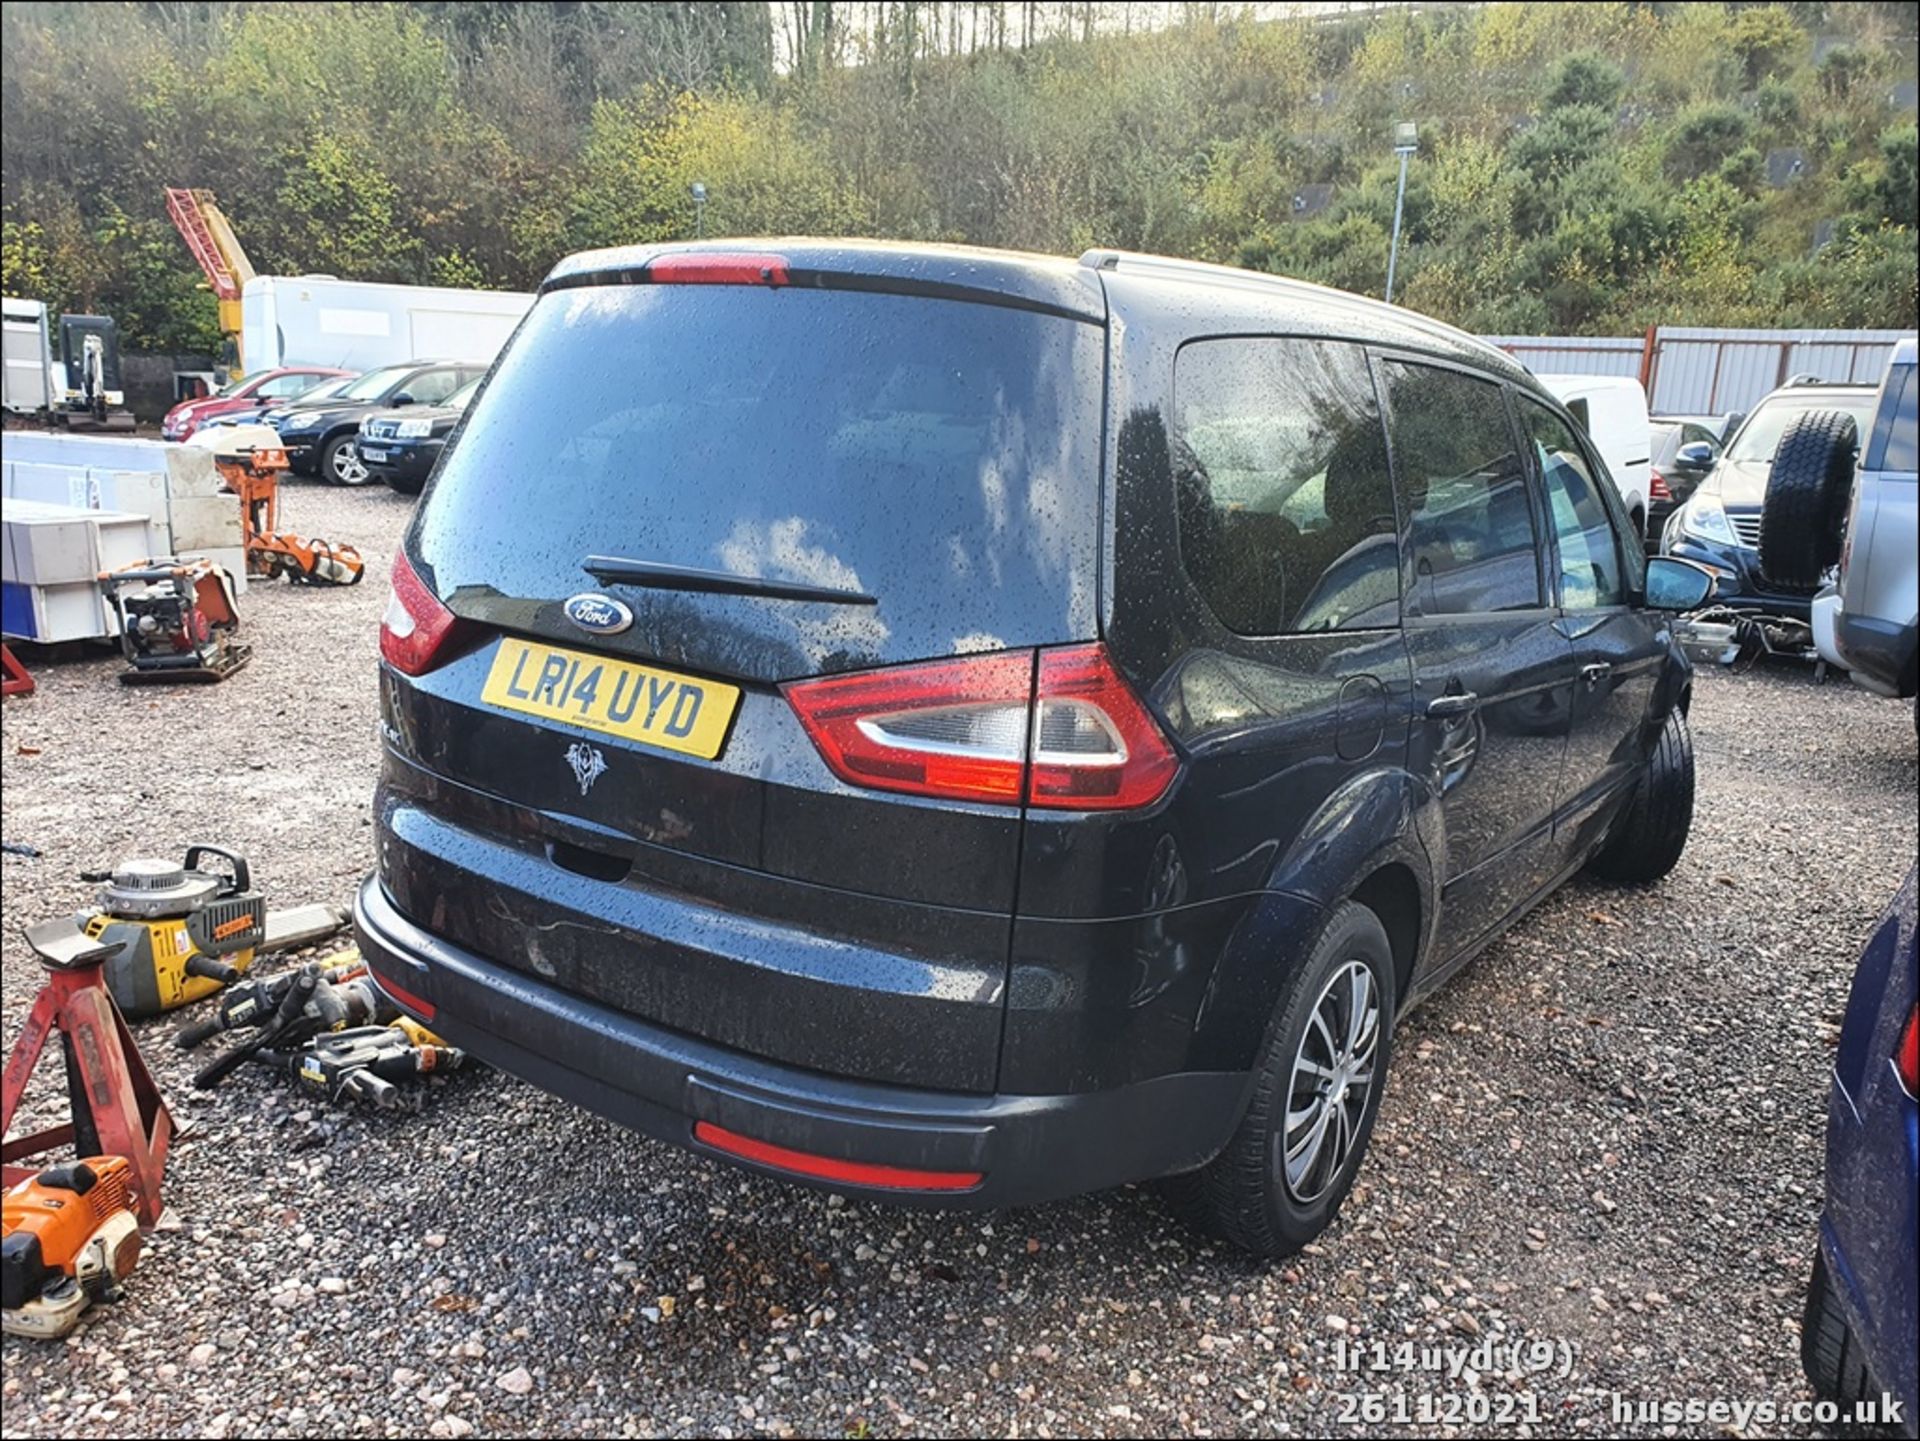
[1386,123,1418,304]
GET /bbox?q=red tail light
[379,550,465,676]
[783,650,1034,804]
[1898,1005,1918,1098]
[1028,645,1181,808]
[647,252,790,287]
[1649,469,1672,502]
[783,643,1178,811]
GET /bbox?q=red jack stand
[1,644,33,697]
[2,924,182,1227]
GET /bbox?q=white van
[241,276,534,373]
[1536,374,1653,537]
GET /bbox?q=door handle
[1426,692,1479,719]
[1581,662,1613,688]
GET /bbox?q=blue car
[1804,864,1918,1435]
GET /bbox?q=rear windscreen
[413,284,1105,680]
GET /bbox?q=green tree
[1664,103,1754,182]
[1543,53,1624,113]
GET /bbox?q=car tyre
[322,434,372,487]
[384,471,425,497]
[1801,1251,1883,1421]
[1588,708,1694,884]
[1760,411,1857,592]
[1163,900,1396,1258]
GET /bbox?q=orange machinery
[210,444,365,586]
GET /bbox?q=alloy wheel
[332,444,369,486]
[1279,959,1381,1203]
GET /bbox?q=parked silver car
[1761,337,1919,718]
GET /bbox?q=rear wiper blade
[582,555,877,606]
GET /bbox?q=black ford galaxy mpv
[357,241,1714,1256]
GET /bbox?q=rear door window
[1517,398,1626,609]
[414,285,1105,681]
[1378,361,1542,617]
[1171,338,1400,634]
[404,368,464,405]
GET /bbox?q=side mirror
[390,392,416,407]
[1645,555,1716,612]
[1674,441,1715,471]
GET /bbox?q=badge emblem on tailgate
[564,593,633,635]
[565,742,607,796]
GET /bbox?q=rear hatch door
[382,257,1107,1091]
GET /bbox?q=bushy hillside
[2,1,1914,352]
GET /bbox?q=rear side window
[1379,361,1542,617]
[1517,398,1625,609]
[1872,366,1917,473]
[1171,338,1400,635]
[404,369,464,405]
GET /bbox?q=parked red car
[161,366,352,441]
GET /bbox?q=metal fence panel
[1480,328,1914,417]
[1484,336,1642,379]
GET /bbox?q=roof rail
[1078,248,1521,369]
[1078,249,1291,288]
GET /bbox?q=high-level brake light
[646,252,791,287]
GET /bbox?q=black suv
[271,360,485,486]
[357,242,1713,1256]
[356,377,481,496]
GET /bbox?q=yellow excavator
[164,188,254,381]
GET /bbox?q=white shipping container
[242,276,534,372]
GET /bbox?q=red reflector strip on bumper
[369,967,436,1022]
[692,1121,983,1193]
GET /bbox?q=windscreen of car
[338,365,416,402]
[1726,394,1876,465]
[445,378,482,410]
[286,376,354,405]
[414,284,1104,682]
[216,370,271,398]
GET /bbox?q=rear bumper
[1835,609,1918,697]
[354,876,1243,1208]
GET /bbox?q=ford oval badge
[563,593,633,636]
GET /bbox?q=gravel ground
[2,476,1915,1438]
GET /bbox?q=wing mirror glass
[1645,556,1716,611]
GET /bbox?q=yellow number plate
[480,636,739,760]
